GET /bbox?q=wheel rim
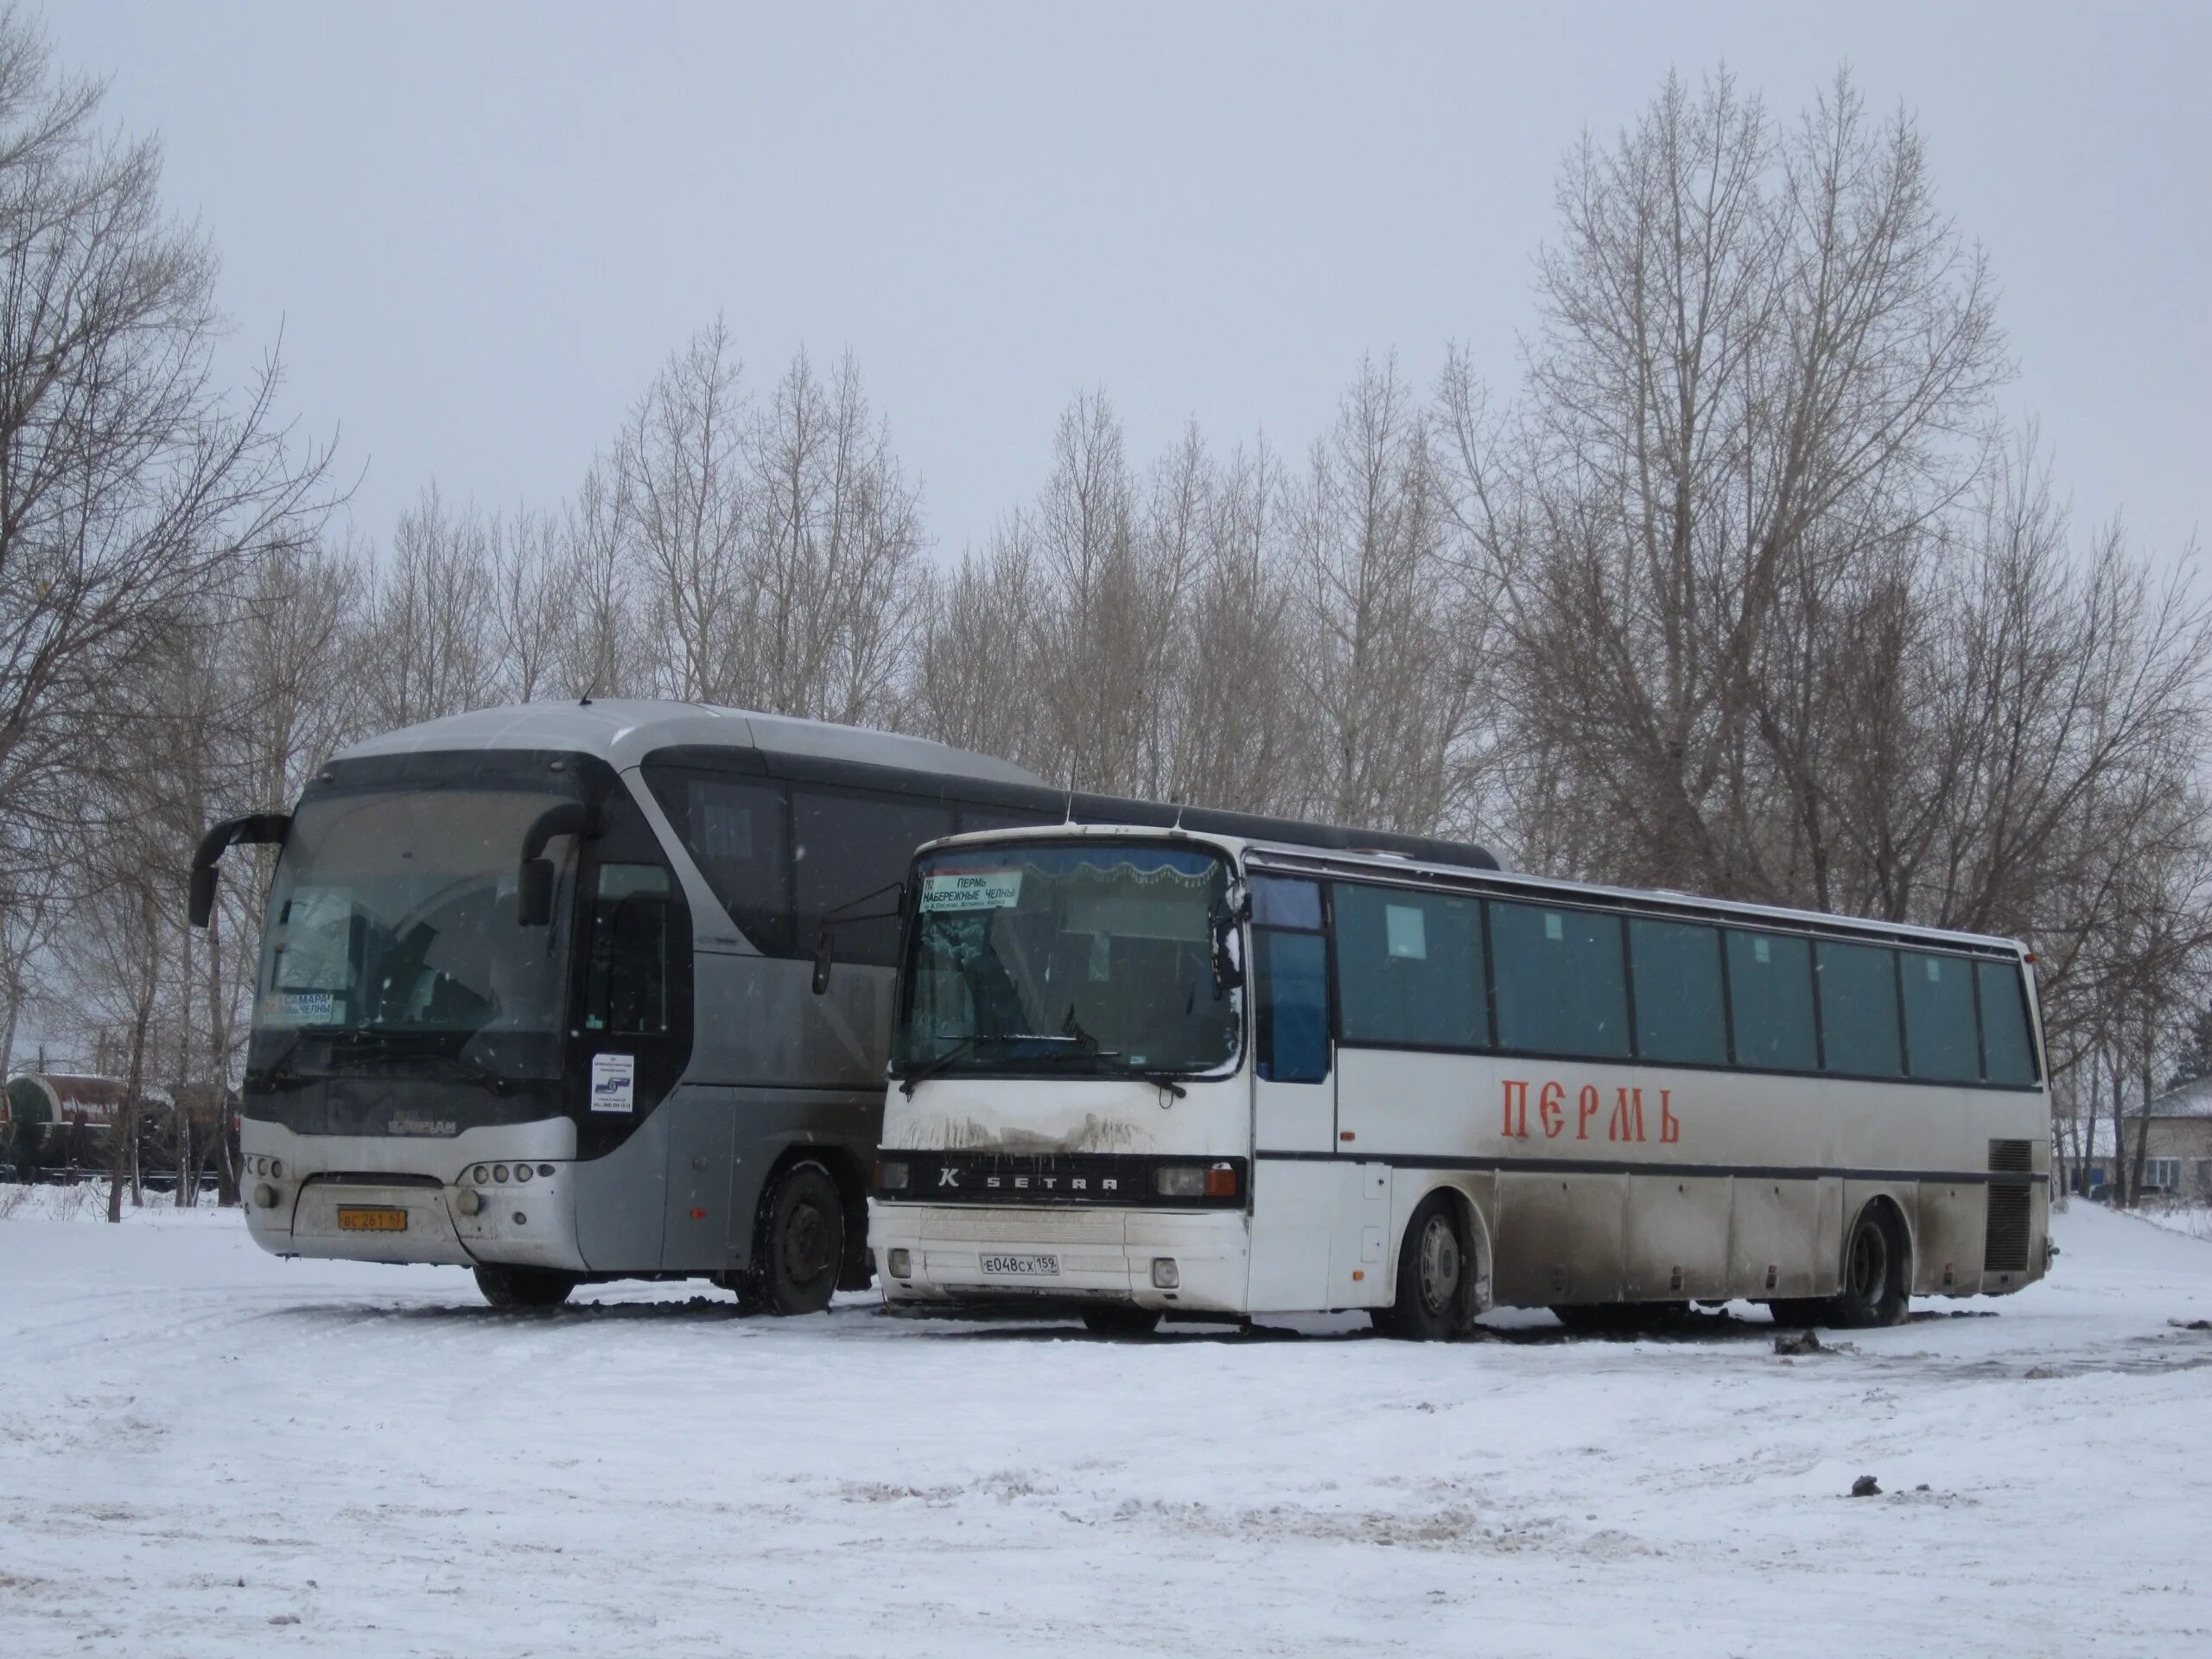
[1416,1214,1460,1314]
[1848,1218,1888,1305]
[782,1198,832,1284]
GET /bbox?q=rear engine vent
[1985,1140,2033,1272]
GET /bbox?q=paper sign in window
[921,871,1023,912]
[1385,904,1427,960]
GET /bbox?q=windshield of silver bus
[253,784,580,1079]
[895,842,1240,1081]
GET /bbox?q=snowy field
[3,1192,2209,1659]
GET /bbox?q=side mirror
[811,925,835,996]
[516,858,556,927]
[188,811,289,929]
[188,865,219,929]
[1210,908,1244,996]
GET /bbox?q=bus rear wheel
[753,1160,844,1317]
[474,1265,578,1308]
[1374,1196,1471,1341]
[1824,1205,1910,1328]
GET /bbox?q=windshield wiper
[1023,1046,1191,1098]
[895,1031,1089,1096]
[326,1030,516,1095]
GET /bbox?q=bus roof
[913,821,2032,957]
[333,699,1043,786]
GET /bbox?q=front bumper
[869,1201,1250,1315]
[239,1121,583,1271]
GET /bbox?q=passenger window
[1254,930,1330,1084]
[1332,885,1487,1050]
[1250,876,1323,931]
[582,863,673,1035]
[645,769,793,957]
[1726,930,1817,1071]
[793,789,955,966]
[1630,918,1725,1065]
[1816,941,1903,1077]
[1490,900,1628,1058]
[1902,952,1979,1081]
[1978,960,2037,1084]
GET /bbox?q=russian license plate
[979,1253,1059,1277]
[337,1206,409,1233]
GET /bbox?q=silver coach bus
[189,701,1062,1308]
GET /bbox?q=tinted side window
[1978,960,2037,1084]
[1250,876,1323,931]
[1254,930,1330,1084]
[1491,901,1629,1058]
[1332,885,1487,1049]
[1902,951,1979,1081]
[1726,930,1817,1071]
[645,769,792,957]
[1630,918,1726,1065]
[582,864,674,1035]
[794,789,955,966]
[1816,941,1902,1077]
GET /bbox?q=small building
[2080,1077,2212,1200]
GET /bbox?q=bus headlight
[876,1160,910,1193]
[1154,1164,1238,1199]
[455,1188,483,1217]
[252,1182,277,1209]
[515,1163,532,1183]
[888,1249,912,1279]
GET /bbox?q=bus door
[1245,878,1339,1310]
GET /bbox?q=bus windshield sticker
[1544,911,1565,942]
[921,871,1023,912]
[281,989,338,1025]
[1386,904,1427,960]
[589,1052,636,1114]
[1753,935,1771,963]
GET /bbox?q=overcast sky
[53,1,2212,568]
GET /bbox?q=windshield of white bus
[252,784,580,1077]
[895,842,1241,1081]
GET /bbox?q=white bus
[869,825,2050,1336]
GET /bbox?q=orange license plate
[337,1206,409,1233]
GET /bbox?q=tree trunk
[204,903,240,1206]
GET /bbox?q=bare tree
[620,319,751,702]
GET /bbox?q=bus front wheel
[474,1265,578,1309]
[752,1160,844,1317]
[1373,1195,1473,1341]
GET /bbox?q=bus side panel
[1910,1178,1985,1294]
[1247,1160,1344,1313]
[1622,1175,1731,1300]
[660,1085,736,1271]
[1727,1177,1825,1300]
[574,1109,672,1272]
[1493,1172,1627,1306]
[1333,1050,1463,1158]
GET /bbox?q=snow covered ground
[3,1192,2208,1659]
